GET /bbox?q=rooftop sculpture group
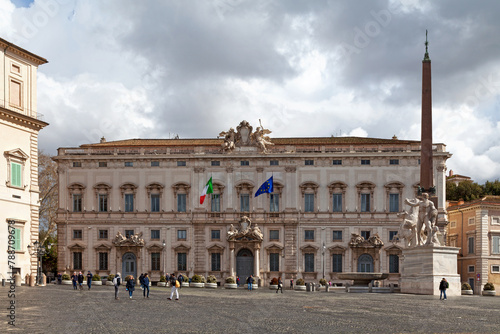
[219,119,274,153]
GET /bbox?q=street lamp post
[322,242,326,279]
[28,241,52,285]
[162,239,166,275]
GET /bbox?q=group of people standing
[111,272,182,301]
[69,271,94,290]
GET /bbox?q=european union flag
[255,176,274,197]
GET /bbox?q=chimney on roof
[100,137,106,143]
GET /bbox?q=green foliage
[92,274,101,281]
[207,275,217,283]
[107,274,115,282]
[270,277,279,285]
[225,276,235,284]
[319,278,327,286]
[461,282,471,290]
[484,282,495,291]
[446,180,484,201]
[296,278,305,286]
[483,179,500,195]
[62,274,70,280]
[160,275,166,282]
[191,274,206,283]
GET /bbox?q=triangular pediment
[4,148,29,160]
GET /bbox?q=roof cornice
[0,37,48,65]
[0,107,49,130]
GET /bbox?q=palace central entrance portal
[122,252,137,278]
[236,249,254,283]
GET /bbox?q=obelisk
[420,30,433,193]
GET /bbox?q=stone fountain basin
[337,272,389,286]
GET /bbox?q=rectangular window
[240,194,250,212]
[361,193,370,212]
[270,160,279,166]
[151,230,160,240]
[73,252,82,270]
[177,194,187,212]
[125,194,134,212]
[332,254,342,272]
[269,230,279,241]
[13,228,21,251]
[177,230,187,240]
[361,230,370,240]
[305,230,315,241]
[98,230,108,239]
[492,236,500,254]
[468,236,475,254]
[72,161,81,167]
[72,194,82,212]
[389,159,399,165]
[305,160,314,166]
[211,194,220,212]
[211,161,220,166]
[10,80,21,107]
[304,194,314,212]
[450,221,456,228]
[73,230,82,239]
[211,230,220,240]
[151,194,160,212]
[211,253,221,271]
[389,254,399,273]
[177,161,186,166]
[98,161,107,167]
[332,159,342,165]
[151,253,161,271]
[10,162,22,188]
[98,194,108,212]
[177,253,187,271]
[124,161,133,167]
[468,265,475,273]
[304,253,315,272]
[389,194,399,212]
[361,159,370,165]
[151,161,160,167]
[492,265,500,273]
[99,252,108,270]
[389,231,398,241]
[492,217,500,225]
[332,193,342,212]
[270,253,279,272]
[468,218,475,226]
[270,194,279,212]
[125,230,134,238]
[332,230,342,241]
[240,161,249,166]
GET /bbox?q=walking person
[247,275,254,291]
[57,272,62,285]
[113,273,121,300]
[178,274,183,289]
[77,272,84,290]
[168,275,179,300]
[236,276,240,287]
[439,278,449,300]
[126,275,135,299]
[143,273,150,298]
[86,271,93,290]
[290,278,294,290]
[276,277,283,294]
[71,272,78,290]
[139,273,144,291]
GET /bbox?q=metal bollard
[2,278,5,286]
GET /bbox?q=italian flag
[200,177,213,204]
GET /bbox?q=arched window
[357,253,374,272]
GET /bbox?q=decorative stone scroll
[349,233,383,248]
[112,231,145,246]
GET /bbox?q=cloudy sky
[2,0,500,183]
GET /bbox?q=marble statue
[396,207,419,247]
[218,128,236,152]
[404,193,439,246]
[252,119,274,153]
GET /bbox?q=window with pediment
[94,183,111,212]
[328,182,347,213]
[146,182,164,212]
[268,181,283,215]
[68,183,86,212]
[385,182,404,213]
[120,183,138,212]
[356,182,375,213]
[210,182,225,214]
[172,182,190,212]
[300,182,319,213]
[236,182,254,213]
[4,149,28,189]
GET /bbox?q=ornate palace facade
[54,120,450,285]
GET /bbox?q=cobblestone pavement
[1,284,500,333]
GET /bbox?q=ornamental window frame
[93,183,112,212]
[210,182,225,214]
[300,182,319,213]
[4,149,28,190]
[172,182,190,213]
[356,181,375,213]
[68,183,86,212]
[146,182,164,212]
[120,182,138,213]
[385,182,404,213]
[235,181,254,213]
[328,181,347,213]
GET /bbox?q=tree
[483,180,500,196]
[39,150,58,243]
[446,181,458,201]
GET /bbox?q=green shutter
[11,162,22,187]
[13,228,21,251]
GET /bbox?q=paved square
[2,284,500,333]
